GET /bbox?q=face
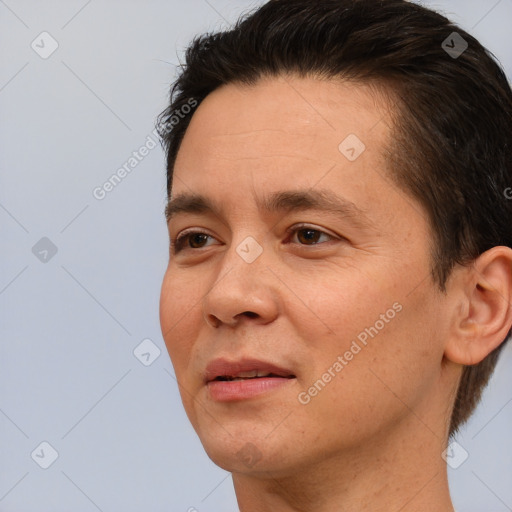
[160,75,453,475]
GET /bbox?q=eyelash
[170,224,339,254]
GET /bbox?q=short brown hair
[157,0,512,438]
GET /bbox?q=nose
[201,249,280,328]
[203,308,260,328]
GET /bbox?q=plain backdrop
[1,1,511,511]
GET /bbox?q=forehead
[173,76,393,192]
[171,76,429,229]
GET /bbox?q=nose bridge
[202,231,278,327]
[212,208,269,267]
[234,233,266,266]
[212,231,268,291]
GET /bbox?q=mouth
[204,358,297,401]
[204,358,296,383]
[214,370,295,382]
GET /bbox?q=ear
[444,246,512,366]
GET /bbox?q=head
[158,0,512,474]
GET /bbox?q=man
[157,1,512,510]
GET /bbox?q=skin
[159,75,512,512]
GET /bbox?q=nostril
[243,311,258,318]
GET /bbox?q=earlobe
[444,246,512,366]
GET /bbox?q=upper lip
[204,357,296,383]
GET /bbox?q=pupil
[190,234,207,248]
[299,229,319,244]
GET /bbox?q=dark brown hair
[157,0,512,438]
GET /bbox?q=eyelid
[285,223,340,242]
[170,226,217,246]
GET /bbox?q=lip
[204,357,295,383]
[207,377,295,401]
[204,357,296,402]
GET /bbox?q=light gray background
[1,1,511,511]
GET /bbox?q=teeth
[219,370,273,381]
[236,370,272,378]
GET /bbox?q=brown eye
[295,228,324,245]
[288,225,336,246]
[171,232,215,253]
[187,233,210,249]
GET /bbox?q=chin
[196,428,285,473]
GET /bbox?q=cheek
[159,269,203,372]
[288,264,393,353]
[295,268,441,423]
[296,310,435,445]
[160,270,205,424]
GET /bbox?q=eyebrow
[165,189,374,230]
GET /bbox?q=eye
[170,224,339,254]
[170,230,217,253]
[285,223,338,246]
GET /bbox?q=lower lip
[207,377,295,401]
